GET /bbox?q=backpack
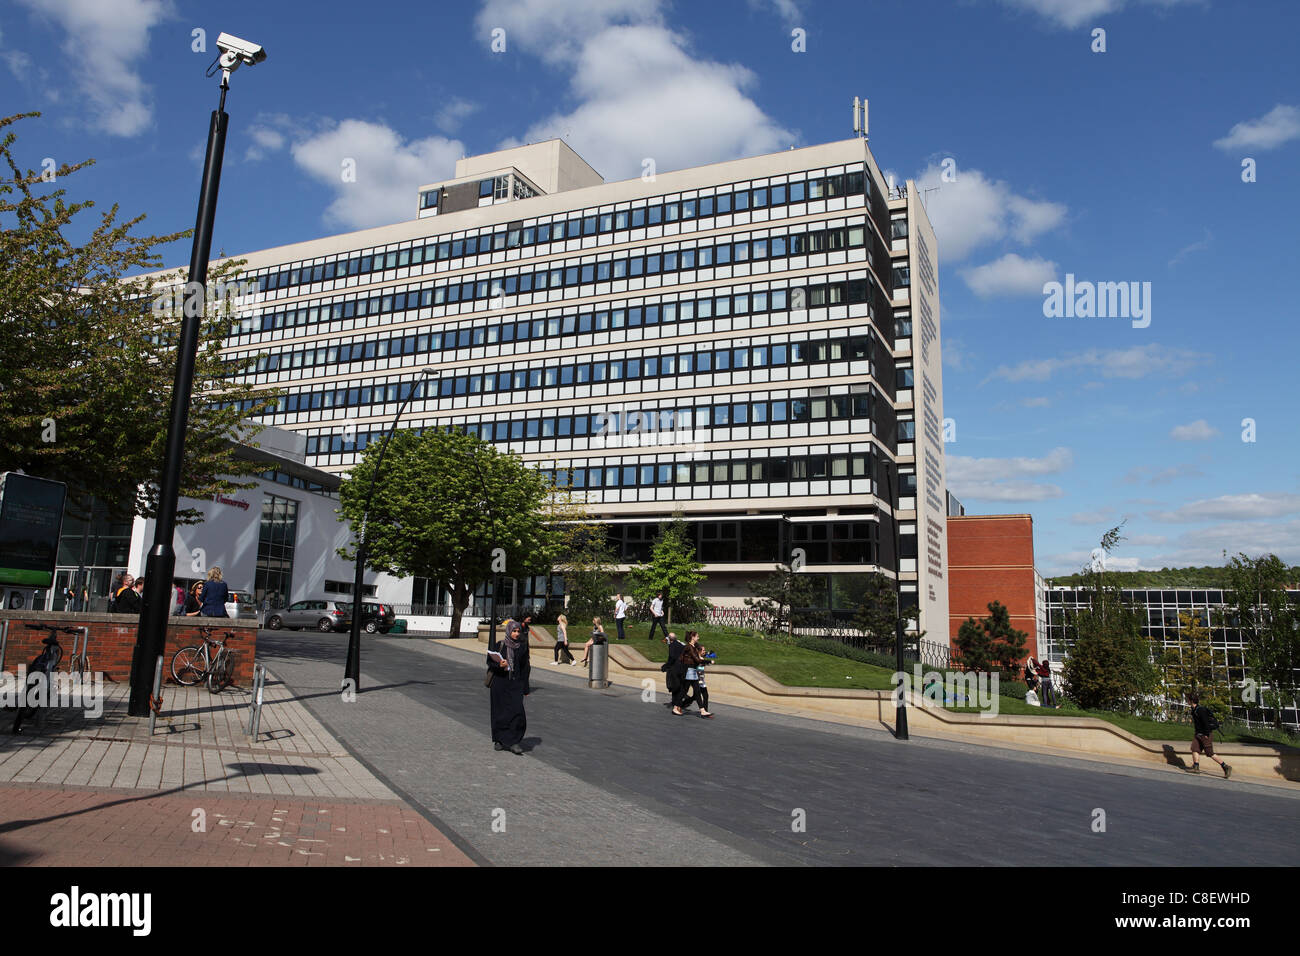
[1205,708,1221,732]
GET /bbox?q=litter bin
[390,619,408,635]
[587,640,609,689]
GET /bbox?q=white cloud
[987,344,1209,384]
[1137,518,1300,568]
[290,120,466,230]
[434,97,479,134]
[1069,508,1116,526]
[1148,493,1300,524]
[1021,396,1050,408]
[479,1,795,181]
[1213,104,1300,152]
[914,164,1066,262]
[16,0,172,136]
[943,338,969,370]
[477,0,658,62]
[747,0,803,25]
[947,447,1072,502]
[1169,419,1218,441]
[961,253,1058,298]
[996,0,1201,30]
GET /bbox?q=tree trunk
[448,581,470,640]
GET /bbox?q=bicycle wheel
[207,651,234,693]
[171,646,206,686]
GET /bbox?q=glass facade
[255,494,299,607]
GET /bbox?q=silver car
[265,599,352,632]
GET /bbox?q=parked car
[264,599,352,632]
[341,601,395,634]
[225,590,258,620]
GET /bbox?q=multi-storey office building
[189,136,949,633]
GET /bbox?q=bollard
[588,640,609,689]
[247,664,266,739]
[147,655,163,736]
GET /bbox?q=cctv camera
[216,33,267,67]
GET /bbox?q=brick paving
[0,670,476,867]
[0,783,472,866]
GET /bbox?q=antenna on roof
[852,96,868,141]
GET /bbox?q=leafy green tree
[745,565,818,633]
[850,573,925,650]
[953,616,994,674]
[0,112,275,521]
[1159,611,1232,718]
[555,520,616,623]
[951,601,1024,675]
[336,429,558,638]
[625,513,706,624]
[1224,552,1300,729]
[1061,585,1159,712]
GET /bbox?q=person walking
[183,582,205,617]
[662,631,686,706]
[579,617,606,666]
[551,614,575,665]
[614,593,628,641]
[647,590,669,641]
[672,630,714,718]
[200,567,230,617]
[487,622,528,755]
[1188,693,1231,778]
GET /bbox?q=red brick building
[947,514,1042,661]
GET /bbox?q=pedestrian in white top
[647,590,669,641]
[614,593,628,641]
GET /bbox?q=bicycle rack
[246,663,267,739]
[68,626,89,673]
[147,655,163,736]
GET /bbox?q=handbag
[483,668,495,687]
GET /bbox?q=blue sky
[3,0,1298,575]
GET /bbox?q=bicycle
[171,626,237,693]
[10,623,76,733]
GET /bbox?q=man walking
[1188,693,1231,778]
[647,590,669,641]
[614,593,627,641]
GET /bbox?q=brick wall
[0,611,258,686]
[947,515,1040,660]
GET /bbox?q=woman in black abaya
[488,623,527,755]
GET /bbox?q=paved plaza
[3,631,1298,867]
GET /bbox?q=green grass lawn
[612,623,1298,747]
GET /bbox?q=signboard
[0,472,68,588]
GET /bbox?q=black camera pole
[127,85,230,717]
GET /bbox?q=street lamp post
[128,36,266,717]
[343,369,434,693]
[884,458,909,740]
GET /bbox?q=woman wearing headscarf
[488,622,528,754]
